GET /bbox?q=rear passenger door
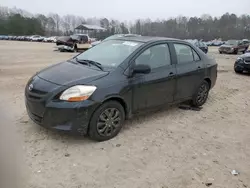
[172,43,205,101]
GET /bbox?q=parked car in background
[204,41,212,46]
[43,37,50,42]
[242,39,250,49]
[91,34,141,47]
[198,41,209,53]
[25,36,217,141]
[219,40,249,54]
[186,39,208,54]
[49,36,57,43]
[56,34,91,52]
[234,53,250,73]
[212,40,224,46]
[30,35,43,42]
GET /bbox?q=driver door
[131,43,177,113]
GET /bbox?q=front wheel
[234,65,243,74]
[73,44,78,52]
[192,80,210,107]
[88,101,125,142]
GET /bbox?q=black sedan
[234,53,250,73]
[25,36,217,141]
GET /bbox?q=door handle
[197,66,201,69]
[169,72,175,77]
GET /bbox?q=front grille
[30,88,47,95]
[26,87,48,101]
[244,57,250,63]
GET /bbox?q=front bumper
[219,48,234,53]
[55,45,74,51]
[234,60,250,71]
[25,84,100,135]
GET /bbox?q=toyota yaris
[25,36,217,141]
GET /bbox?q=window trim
[192,49,201,62]
[173,42,201,64]
[133,42,173,71]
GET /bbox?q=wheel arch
[101,96,130,119]
[204,77,211,89]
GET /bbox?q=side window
[135,44,171,69]
[174,43,195,64]
[193,50,200,61]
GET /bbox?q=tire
[234,69,243,74]
[88,101,125,142]
[219,51,222,54]
[234,65,243,74]
[234,49,238,55]
[73,44,78,52]
[192,80,210,107]
[243,48,248,54]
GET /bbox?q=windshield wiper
[75,58,103,70]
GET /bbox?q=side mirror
[133,64,151,75]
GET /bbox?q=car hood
[37,61,109,86]
[239,53,250,59]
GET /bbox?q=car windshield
[225,40,238,45]
[76,39,143,68]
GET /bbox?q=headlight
[59,85,97,102]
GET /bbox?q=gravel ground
[0,41,250,188]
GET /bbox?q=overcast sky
[1,0,250,20]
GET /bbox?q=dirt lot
[0,41,250,188]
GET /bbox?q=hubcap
[197,84,208,104]
[97,108,121,136]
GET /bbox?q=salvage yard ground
[0,41,250,188]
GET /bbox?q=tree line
[0,6,250,41]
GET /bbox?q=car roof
[113,36,183,43]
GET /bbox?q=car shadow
[22,102,197,144]
[236,72,250,76]
[122,103,182,131]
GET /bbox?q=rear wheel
[243,48,248,54]
[219,51,222,54]
[88,101,125,142]
[192,80,210,107]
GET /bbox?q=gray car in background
[91,34,141,47]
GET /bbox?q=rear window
[71,35,89,42]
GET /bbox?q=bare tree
[49,13,61,35]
